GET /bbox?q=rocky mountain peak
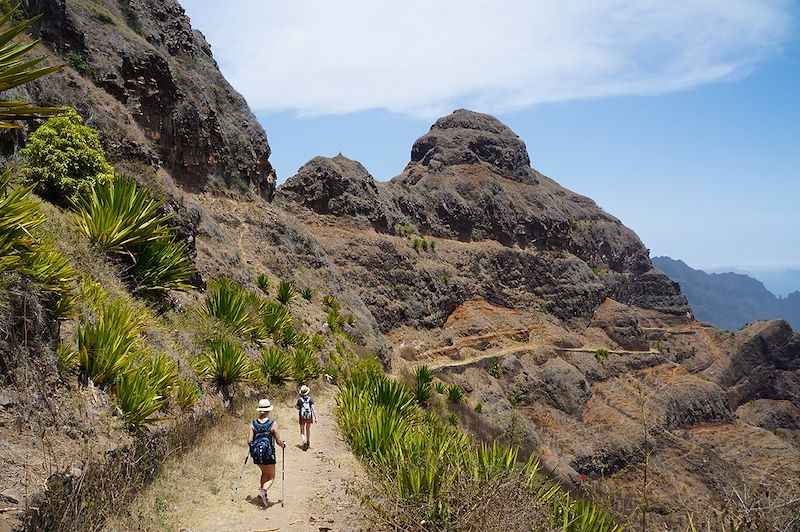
[405,108,535,183]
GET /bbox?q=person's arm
[272,421,286,448]
[247,422,254,445]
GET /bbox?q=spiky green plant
[0,169,44,270]
[260,300,292,338]
[411,365,434,405]
[434,381,446,395]
[292,346,321,383]
[114,368,167,430]
[77,298,144,388]
[322,294,339,311]
[128,235,193,295]
[258,347,293,385]
[75,175,171,252]
[202,277,260,337]
[256,273,269,293]
[446,383,465,404]
[301,287,314,301]
[0,8,65,129]
[19,238,76,318]
[141,352,178,396]
[276,279,296,305]
[194,337,256,387]
[75,176,192,295]
[56,342,77,374]
[175,378,202,410]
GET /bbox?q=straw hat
[256,399,273,412]
[299,385,310,396]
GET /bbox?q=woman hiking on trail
[247,399,285,506]
[296,385,316,450]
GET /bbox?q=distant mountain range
[653,256,800,330]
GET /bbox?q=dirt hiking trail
[105,388,369,532]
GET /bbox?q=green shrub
[20,109,114,206]
[18,238,76,319]
[595,348,610,364]
[114,368,167,430]
[65,51,94,77]
[447,383,465,404]
[194,337,257,387]
[301,287,314,301]
[258,347,293,385]
[446,412,459,426]
[488,360,502,378]
[411,365,434,405]
[276,279,296,305]
[311,333,325,351]
[77,298,144,389]
[175,378,202,410]
[474,402,483,413]
[434,381,446,395]
[256,273,269,293]
[292,346,321,383]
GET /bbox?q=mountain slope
[654,256,800,330]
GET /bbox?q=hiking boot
[259,488,268,507]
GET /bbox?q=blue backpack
[250,419,275,462]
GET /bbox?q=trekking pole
[231,453,249,501]
[281,445,285,507]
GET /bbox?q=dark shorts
[254,456,276,466]
[299,417,313,425]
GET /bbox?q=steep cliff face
[19,0,275,198]
[280,110,688,328]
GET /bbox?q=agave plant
[194,337,257,387]
[276,279,296,305]
[128,235,193,295]
[256,273,270,293]
[411,365,434,406]
[0,169,44,269]
[0,9,65,128]
[141,352,178,396]
[203,277,260,337]
[292,346,321,383]
[175,378,202,410]
[77,298,144,389]
[114,368,168,431]
[260,300,292,337]
[301,287,314,301]
[446,384,465,404]
[258,347,293,385]
[56,342,78,374]
[75,175,172,253]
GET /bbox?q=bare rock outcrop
[280,109,689,328]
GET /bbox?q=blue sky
[181,0,799,272]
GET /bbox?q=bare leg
[262,464,276,492]
[304,422,311,447]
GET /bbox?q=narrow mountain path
[105,388,368,532]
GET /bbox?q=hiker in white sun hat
[296,385,316,450]
[247,398,285,506]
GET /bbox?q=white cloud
[181,0,794,118]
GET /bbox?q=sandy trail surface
[106,388,368,532]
